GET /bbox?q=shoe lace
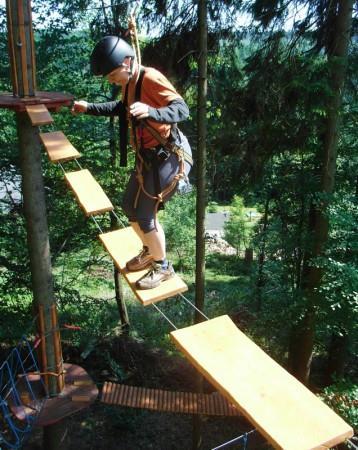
[146,263,162,278]
[137,247,149,260]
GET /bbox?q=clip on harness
[127,68,193,222]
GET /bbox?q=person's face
[106,57,132,85]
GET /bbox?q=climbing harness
[125,11,193,223]
[127,68,193,221]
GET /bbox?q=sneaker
[136,261,175,290]
[126,246,153,271]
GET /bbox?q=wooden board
[99,227,188,305]
[25,104,54,126]
[65,169,113,216]
[170,316,353,450]
[40,131,81,163]
[101,382,239,416]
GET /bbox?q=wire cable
[211,429,256,450]
[151,303,178,330]
[91,216,104,234]
[178,293,210,321]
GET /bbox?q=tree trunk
[17,112,66,449]
[244,248,253,265]
[326,331,349,384]
[107,84,129,329]
[288,0,353,384]
[192,0,207,448]
[256,195,269,311]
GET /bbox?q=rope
[128,3,141,67]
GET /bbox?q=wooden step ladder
[26,104,54,126]
[65,169,114,217]
[99,227,188,305]
[40,131,81,163]
[170,315,353,450]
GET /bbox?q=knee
[122,197,136,222]
[138,218,156,233]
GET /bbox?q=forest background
[0,0,357,449]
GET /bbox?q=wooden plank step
[25,104,54,126]
[170,315,353,450]
[65,169,113,216]
[99,227,188,305]
[101,382,239,416]
[40,131,81,163]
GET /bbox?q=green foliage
[207,201,219,213]
[320,378,358,431]
[224,195,249,254]
[160,190,196,272]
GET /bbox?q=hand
[71,100,88,114]
[129,102,149,120]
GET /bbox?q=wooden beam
[26,104,53,126]
[65,169,113,216]
[99,227,188,305]
[170,315,353,450]
[40,131,80,163]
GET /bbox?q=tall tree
[288,0,354,383]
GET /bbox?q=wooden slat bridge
[101,382,239,417]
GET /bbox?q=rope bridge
[0,338,46,449]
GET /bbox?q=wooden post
[6,0,37,97]
[6,1,66,448]
[193,0,207,448]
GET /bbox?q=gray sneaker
[136,262,175,290]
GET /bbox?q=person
[72,36,192,290]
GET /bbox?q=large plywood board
[99,227,188,305]
[40,131,81,163]
[65,169,113,216]
[170,316,353,450]
[26,104,53,126]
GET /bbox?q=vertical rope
[128,4,141,66]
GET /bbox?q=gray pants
[122,131,192,233]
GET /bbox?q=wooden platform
[0,91,73,112]
[65,169,113,216]
[25,104,54,126]
[9,363,98,426]
[40,131,81,162]
[99,227,188,305]
[101,382,240,416]
[170,315,353,450]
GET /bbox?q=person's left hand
[129,102,149,120]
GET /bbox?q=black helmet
[90,36,135,76]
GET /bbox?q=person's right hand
[71,100,88,114]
